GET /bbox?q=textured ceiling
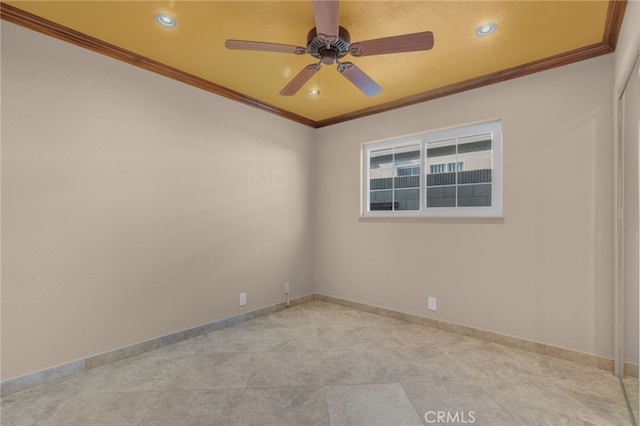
[1,1,625,127]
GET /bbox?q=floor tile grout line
[322,386,332,426]
[620,377,638,426]
[468,381,525,426]
[398,381,428,426]
[133,391,165,426]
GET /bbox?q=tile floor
[1,301,632,425]
[623,376,639,423]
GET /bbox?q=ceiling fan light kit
[224,0,434,97]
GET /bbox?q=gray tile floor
[1,301,632,425]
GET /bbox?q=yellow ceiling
[2,1,621,127]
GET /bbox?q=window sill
[358,215,505,224]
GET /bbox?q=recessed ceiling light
[310,89,320,96]
[476,23,497,37]
[155,13,177,28]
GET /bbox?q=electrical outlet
[284,282,290,294]
[428,296,437,311]
[239,292,247,306]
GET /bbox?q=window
[397,166,420,176]
[448,162,463,172]
[363,120,502,218]
[430,164,446,174]
[430,162,463,174]
[368,144,420,211]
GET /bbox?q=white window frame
[362,120,503,219]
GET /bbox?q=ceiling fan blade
[350,31,434,57]
[313,0,340,40]
[337,62,382,97]
[280,64,321,96]
[225,40,306,55]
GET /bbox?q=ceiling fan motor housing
[307,26,351,65]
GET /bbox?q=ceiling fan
[224,0,434,97]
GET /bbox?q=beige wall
[314,55,615,358]
[1,22,315,380]
[616,0,640,369]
